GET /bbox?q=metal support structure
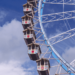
[38,0,75,75]
[42,48,49,57]
[22,0,75,74]
[49,28,75,45]
[41,10,75,23]
[43,0,75,5]
[70,60,75,68]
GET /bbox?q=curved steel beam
[38,0,75,75]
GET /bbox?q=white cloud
[48,29,62,39]
[44,23,54,28]
[0,19,29,63]
[47,9,55,13]
[0,11,7,22]
[0,60,33,75]
[0,19,30,62]
[0,19,34,75]
[62,47,75,64]
[73,0,75,3]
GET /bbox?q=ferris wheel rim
[38,0,75,74]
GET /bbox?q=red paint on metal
[32,51,34,53]
[25,21,27,24]
[26,8,28,11]
[27,35,29,38]
[41,67,44,70]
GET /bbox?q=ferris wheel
[22,0,75,75]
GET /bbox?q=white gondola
[27,0,38,7]
[28,43,41,60]
[23,28,36,45]
[36,58,50,75]
[22,15,33,29]
[23,2,34,16]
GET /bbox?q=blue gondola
[36,58,50,75]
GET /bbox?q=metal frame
[41,10,75,23]
[43,0,75,5]
[70,60,75,68]
[38,0,75,75]
[49,28,75,45]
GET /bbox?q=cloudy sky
[0,0,38,75]
[0,0,75,75]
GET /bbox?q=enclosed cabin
[23,2,34,16]
[36,58,50,75]
[28,43,41,60]
[23,28,36,45]
[27,0,38,7]
[22,15,33,30]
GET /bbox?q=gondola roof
[23,2,33,7]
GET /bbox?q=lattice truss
[43,0,75,5]
[38,0,75,74]
[34,27,75,75]
[49,28,75,45]
[33,23,75,74]
[70,60,75,68]
[22,0,75,74]
[39,1,75,45]
[41,10,75,23]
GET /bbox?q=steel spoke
[41,10,75,23]
[43,0,75,5]
[49,28,75,45]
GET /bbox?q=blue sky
[0,0,27,26]
[0,0,75,75]
[43,1,75,73]
[0,0,38,75]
